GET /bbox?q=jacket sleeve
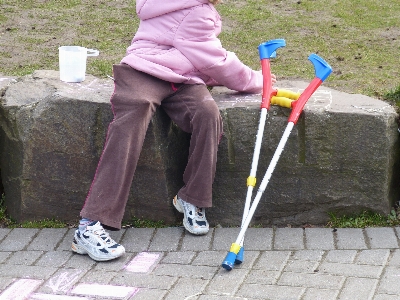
[173,5,263,93]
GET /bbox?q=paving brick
[325,250,357,263]
[278,271,345,289]
[284,260,319,273]
[192,251,226,267]
[198,296,244,300]
[130,288,167,300]
[6,250,43,265]
[242,228,273,250]
[237,283,305,300]
[376,266,400,295]
[206,268,249,295]
[0,229,11,242]
[338,277,378,300]
[154,264,217,280]
[365,227,399,249]
[111,273,177,289]
[245,269,280,285]
[148,227,184,252]
[274,228,304,250]
[374,294,400,300]
[94,253,134,272]
[28,228,68,251]
[356,249,390,266]
[302,288,339,300]
[164,277,208,300]
[79,270,118,285]
[212,228,239,251]
[0,228,39,251]
[65,253,96,269]
[181,229,213,251]
[253,251,291,271]
[336,228,367,250]
[109,229,126,243]
[0,252,11,264]
[305,228,335,250]
[35,250,73,267]
[56,228,75,251]
[162,251,195,264]
[292,250,324,261]
[0,264,57,279]
[319,262,384,278]
[121,228,155,252]
[388,249,400,266]
[0,277,15,290]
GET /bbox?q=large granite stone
[0,70,398,227]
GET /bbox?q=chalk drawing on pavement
[125,252,160,273]
[46,270,82,293]
[0,279,42,300]
[30,294,89,300]
[70,283,139,298]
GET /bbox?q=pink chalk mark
[71,284,139,298]
[0,279,42,300]
[30,294,89,300]
[125,252,160,273]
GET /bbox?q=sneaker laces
[89,223,115,245]
[196,207,206,219]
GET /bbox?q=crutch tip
[221,252,237,271]
[234,247,244,264]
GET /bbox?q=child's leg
[80,64,173,229]
[162,84,223,208]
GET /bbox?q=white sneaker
[173,195,209,235]
[71,221,125,261]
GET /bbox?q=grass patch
[326,209,400,228]
[383,86,400,106]
[0,0,399,100]
[122,217,168,229]
[0,194,14,228]
[12,218,67,229]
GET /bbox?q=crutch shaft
[235,122,294,245]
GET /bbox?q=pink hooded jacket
[120,0,263,93]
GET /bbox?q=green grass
[0,0,399,100]
[383,86,400,106]
[122,217,168,229]
[326,209,400,228]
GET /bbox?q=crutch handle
[271,96,295,108]
[276,89,300,100]
[288,54,332,124]
[258,39,286,110]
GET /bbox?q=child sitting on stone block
[71,0,276,261]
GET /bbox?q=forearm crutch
[222,48,332,271]
[233,39,300,266]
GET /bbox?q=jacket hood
[136,0,210,20]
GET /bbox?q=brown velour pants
[80,64,223,229]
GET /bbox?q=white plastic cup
[59,46,99,82]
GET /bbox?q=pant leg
[80,64,172,229]
[162,84,223,208]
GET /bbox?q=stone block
[0,70,399,227]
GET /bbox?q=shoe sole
[173,196,208,236]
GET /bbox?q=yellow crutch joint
[247,176,256,187]
[229,243,241,254]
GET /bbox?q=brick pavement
[0,226,399,299]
